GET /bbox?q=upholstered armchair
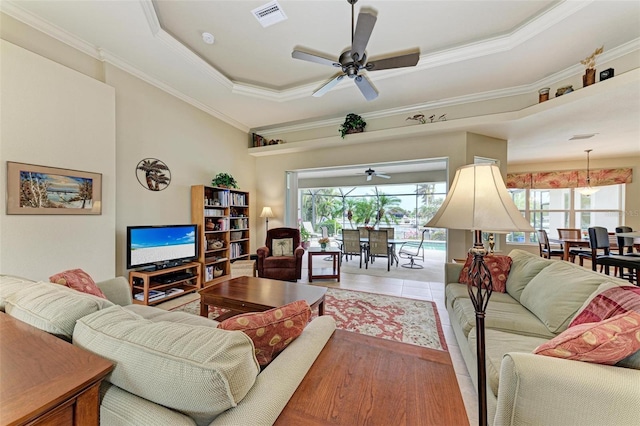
[257,227,305,281]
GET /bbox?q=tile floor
[298,251,478,426]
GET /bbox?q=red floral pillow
[570,286,640,327]
[217,300,311,367]
[534,311,640,365]
[49,268,107,299]
[458,253,512,292]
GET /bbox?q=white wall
[0,40,116,281]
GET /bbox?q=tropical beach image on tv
[129,225,196,268]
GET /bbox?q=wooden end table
[307,247,341,282]
[0,313,113,426]
[276,330,468,425]
[199,276,326,321]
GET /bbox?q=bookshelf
[191,185,250,287]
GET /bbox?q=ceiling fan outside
[361,167,391,181]
[291,0,420,101]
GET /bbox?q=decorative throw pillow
[458,253,512,293]
[569,285,640,327]
[271,238,294,256]
[533,311,640,365]
[217,300,311,367]
[49,268,107,299]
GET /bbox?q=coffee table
[275,330,468,425]
[199,276,326,321]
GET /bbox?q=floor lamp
[425,164,533,426]
[260,207,274,231]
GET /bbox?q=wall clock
[136,158,171,191]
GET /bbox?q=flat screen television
[126,224,198,270]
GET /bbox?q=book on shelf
[135,289,166,301]
[165,288,185,297]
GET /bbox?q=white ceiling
[3,0,640,165]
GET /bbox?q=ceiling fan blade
[312,74,345,97]
[292,50,341,67]
[351,12,376,62]
[367,174,372,182]
[354,75,378,101]
[366,52,420,71]
[377,173,391,179]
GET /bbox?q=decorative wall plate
[136,158,171,191]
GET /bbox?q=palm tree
[137,160,169,191]
[372,192,401,227]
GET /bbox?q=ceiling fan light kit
[292,0,419,101]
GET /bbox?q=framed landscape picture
[6,161,102,215]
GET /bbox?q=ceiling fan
[361,168,390,181]
[291,0,420,101]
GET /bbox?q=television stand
[129,262,201,306]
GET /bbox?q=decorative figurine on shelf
[580,46,603,87]
[406,113,426,124]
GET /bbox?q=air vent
[569,134,597,140]
[252,1,287,28]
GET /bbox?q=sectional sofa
[0,275,336,425]
[445,249,640,426]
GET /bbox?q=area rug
[170,288,447,351]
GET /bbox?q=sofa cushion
[520,261,610,334]
[73,305,259,426]
[271,238,294,256]
[468,328,548,398]
[451,297,555,339]
[49,268,107,299]
[217,300,311,367]
[4,281,113,339]
[124,304,220,328]
[445,282,519,313]
[0,275,38,312]
[569,285,640,327]
[505,249,554,302]
[459,254,512,293]
[533,311,640,365]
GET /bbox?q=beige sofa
[445,249,640,426]
[0,274,336,426]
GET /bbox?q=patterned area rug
[171,288,447,351]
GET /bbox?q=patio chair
[302,221,320,238]
[342,229,366,268]
[398,229,427,269]
[366,230,392,271]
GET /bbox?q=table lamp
[425,163,533,426]
[259,206,274,231]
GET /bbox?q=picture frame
[6,161,102,215]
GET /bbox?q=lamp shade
[259,207,274,218]
[425,164,533,233]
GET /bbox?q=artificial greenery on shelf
[212,172,238,189]
[339,113,366,138]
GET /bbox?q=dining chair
[357,226,369,239]
[398,229,427,269]
[557,228,590,263]
[342,229,366,268]
[585,226,640,284]
[378,227,395,239]
[366,230,391,271]
[536,229,564,259]
[615,226,640,282]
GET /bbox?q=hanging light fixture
[579,149,599,196]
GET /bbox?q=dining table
[334,237,407,266]
[548,237,591,262]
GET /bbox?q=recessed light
[202,32,215,45]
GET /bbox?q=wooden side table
[307,247,341,282]
[0,313,113,426]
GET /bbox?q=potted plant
[339,113,366,138]
[212,172,238,189]
[300,225,311,249]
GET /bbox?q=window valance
[507,168,633,189]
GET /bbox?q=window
[507,184,625,243]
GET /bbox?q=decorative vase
[345,127,364,135]
[538,88,550,103]
[583,68,596,87]
[320,243,327,250]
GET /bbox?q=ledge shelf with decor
[129,262,201,306]
[191,185,250,287]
